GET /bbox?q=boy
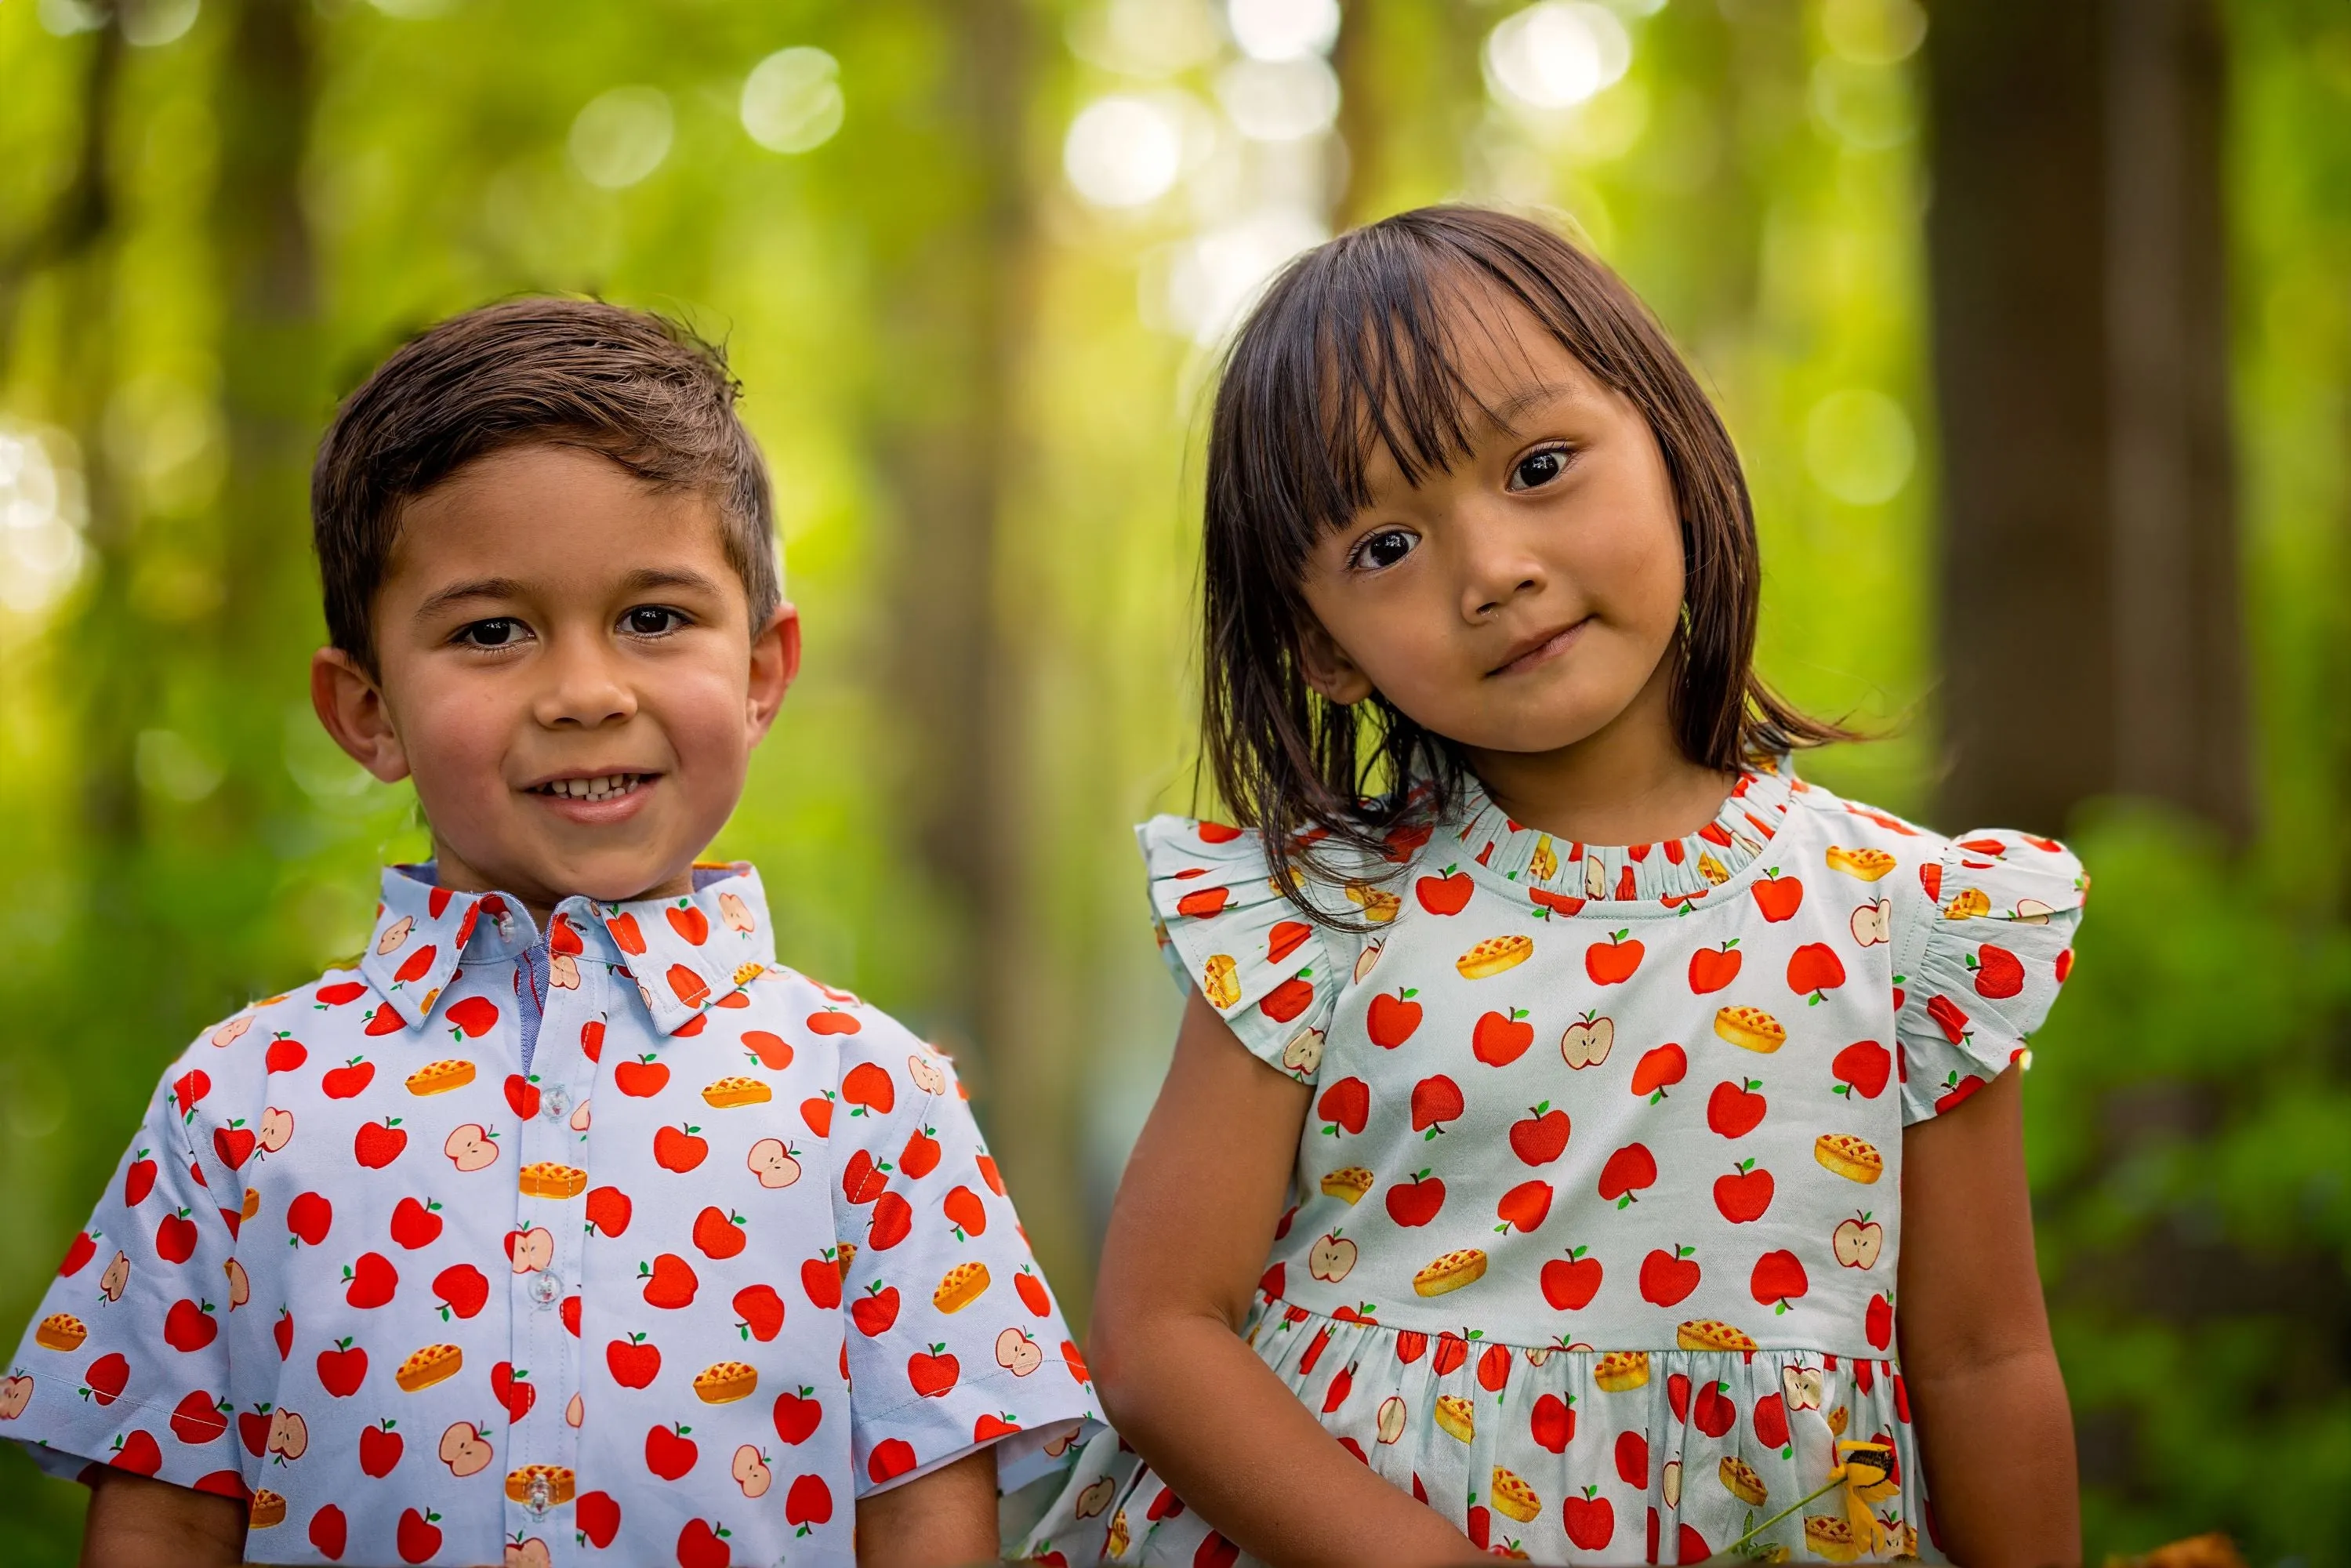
[2,301,1097,1566]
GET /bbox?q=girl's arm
[1897,1066,2079,1566]
[1090,988,1478,1568]
[80,1472,245,1568]
[855,1445,996,1567]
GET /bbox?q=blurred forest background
[1,0,2345,1561]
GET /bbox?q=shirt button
[528,1272,562,1306]
[540,1087,571,1121]
[527,1473,552,1515]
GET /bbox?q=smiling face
[1295,287,1688,765]
[313,445,797,919]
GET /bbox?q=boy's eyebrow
[614,566,729,597]
[414,576,528,619]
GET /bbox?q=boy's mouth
[528,773,653,804]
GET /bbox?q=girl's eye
[455,618,527,648]
[1509,446,1571,491]
[622,606,688,637]
[1352,528,1418,572]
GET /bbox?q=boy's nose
[532,647,637,728]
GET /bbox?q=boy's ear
[1295,619,1373,706]
[744,601,800,742]
[311,648,412,783]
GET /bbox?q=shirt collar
[357,864,777,1038]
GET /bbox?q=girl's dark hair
[1202,205,1851,915]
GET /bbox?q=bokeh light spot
[1065,96,1185,208]
[121,0,200,47]
[1804,389,1917,506]
[136,729,224,804]
[1227,0,1339,64]
[569,85,675,191]
[0,424,89,617]
[1216,56,1341,143]
[742,48,845,155]
[1486,2,1633,111]
[1821,0,1928,66]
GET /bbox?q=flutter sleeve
[1135,815,1353,1084]
[1892,828,2088,1125]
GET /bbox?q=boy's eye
[1353,528,1418,572]
[622,606,688,637]
[455,618,527,648]
[1509,447,1570,491]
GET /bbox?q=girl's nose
[532,643,637,729]
[1457,510,1549,622]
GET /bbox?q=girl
[1022,208,2083,1566]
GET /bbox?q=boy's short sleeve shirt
[2,866,1097,1566]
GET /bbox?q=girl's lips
[1489,619,1589,677]
[526,773,658,826]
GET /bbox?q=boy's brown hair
[312,298,778,666]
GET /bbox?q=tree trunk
[1926,0,2248,837]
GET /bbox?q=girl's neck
[1460,660,1736,848]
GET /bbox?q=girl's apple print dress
[3,866,1097,1566]
[1021,765,2083,1566]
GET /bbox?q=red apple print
[1754,1392,1791,1454]
[343,1252,398,1309]
[640,1254,700,1310]
[394,942,438,985]
[580,1018,606,1062]
[1614,1428,1648,1486]
[1752,869,1804,921]
[60,1229,99,1279]
[1585,930,1644,984]
[562,1294,580,1336]
[395,1507,441,1564]
[1198,1534,1243,1568]
[444,996,498,1040]
[1687,940,1742,994]
[492,1361,535,1425]
[1970,942,2025,998]
[1414,868,1472,914]
[577,1491,622,1548]
[353,1118,407,1170]
[1471,1007,1533,1066]
[805,1010,860,1038]
[1006,1270,1050,1320]
[607,912,648,954]
[586,1185,633,1238]
[364,1006,405,1037]
[1597,1142,1657,1207]
[212,1123,256,1171]
[974,1413,1021,1441]
[869,1436,918,1484]
[693,1207,748,1260]
[1629,1043,1687,1102]
[1693,1378,1736,1439]
[667,900,711,946]
[1494,1179,1553,1235]
[1713,1160,1774,1223]
[308,1503,347,1559]
[733,1283,785,1343]
[155,1207,201,1261]
[1707,1077,1768,1138]
[273,1309,294,1360]
[1475,1342,1511,1393]
[316,1337,368,1396]
[432,1262,488,1320]
[800,1094,835,1136]
[1364,986,1423,1049]
[1408,1074,1463,1138]
[868,1192,915,1250]
[1678,1523,1714,1563]
[1174,885,1229,920]
[898,1126,941,1179]
[615,1055,671,1098]
[1787,942,1847,1004]
[1509,1102,1570,1166]
[654,1123,709,1172]
[125,1151,158,1208]
[1465,1507,1491,1553]
[742,1031,795,1073]
[388,1196,443,1250]
[172,1068,212,1117]
[666,964,712,1011]
[110,1428,163,1475]
[1316,1076,1370,1136]
[752,1385,821,1450]
[169,1388,227,1446]
[608,1333,661,1388]
[1936,1072,1987,1113]
[643,1420,699,1482]
[2055,947,2075,982]
[359,1418,402,1477]
[851,1281,902,1338]
[1259,972,1315,1022]
[800,1251,844,1310]
[1563,1486,1615,1551]
[785,1473,833,1534]
[1298,1324,1333,1377]
[321,1058,374,1099]
[1927,993,1971,1044]
[266,1033,308,1073]
[1529,1391,1575,1454]
[1430,1331,1469,1377]
[1540,1245,1602,1309]
[1394,1330,1426,1364]
[1830,1039,1892,1099]
[907,1345,960,1399]
[502,1073,540,1120]
[1384,1169,1446,1228]
[1638,1244,1700,1306]
[82,1350,130,1406]
[842,1062,897,1118]
[1751,1249,1809,1312]
[944,1185,989,1240]
[1322,1361,1360,1413]
[1268,919,1312,964]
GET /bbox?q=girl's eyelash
[1346,528,1418,572]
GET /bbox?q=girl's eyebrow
[1481,381,1582,430]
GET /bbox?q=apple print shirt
[1020,764,2083,1566]
[3,864,1098,1566]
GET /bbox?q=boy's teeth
[546,774,641,801]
